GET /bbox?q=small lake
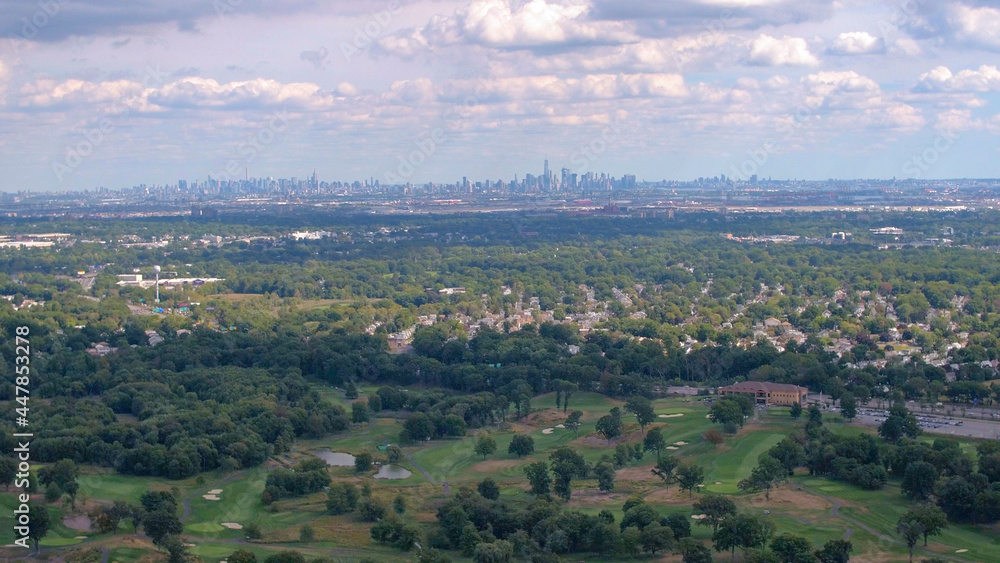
[374,465,413,480]
[313,449,356,466]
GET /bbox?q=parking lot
[852,407,1000,440]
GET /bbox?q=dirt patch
[520,409,571,428]
[565,488,628,507]
[644,487,697,505]
[615,466,658,483]
[745,487,833,511]
[471,459,526,473]
[63,514,92,532]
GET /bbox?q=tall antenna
[154,265,161,303]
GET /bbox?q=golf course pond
[313,449,355,466]
[374,465,413,480]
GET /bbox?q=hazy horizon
[2,0,999,191]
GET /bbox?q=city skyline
[2,0,1000,191]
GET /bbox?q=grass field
[7,394,999,563]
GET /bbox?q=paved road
[403,451,452,495]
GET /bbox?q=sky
[1,0,999,191]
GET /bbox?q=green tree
[902,462,938,501]
[770,533,817,563]
[896,520,924,563]
[694,495,738,534]
[644,427,666,455]
[27,503,50,553]
[639,524,676,555]
[393,494,407,515]
[326,483,359,514]
[678,464,706,497]
[477,478,500,500]
[472,539,513,563]
[507,435,534,458]
[680,538,714,563]
[790,402,802,419]
[143,510,183,547]
[550,446,587,501]
[474,436,498,459]
[739,456,787,500]
[595,460,616,492]
[0,457,16,490]
[714,513,775,561]
[352,401,370,424]
[840,393,857,421]
[355,452,374,472]
[814,539,852,563]
[651,456,679,486]
[596,407,624,443]
[879,403,921,443]
[523,462,550,497]
[625,396,657,430]
[900,505,948,547]
[299,524,315,542]
[564,410,583,436]
[807,405,823,428]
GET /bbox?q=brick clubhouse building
[717,381,809,406]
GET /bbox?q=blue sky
[1,0,999,191]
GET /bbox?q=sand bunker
[705,414,712,418]
[715,481,723,485]
[555,424,566,428]
[666,446,679,450]
[674,441,688,446]
[955,549,968,553]
[542,428,555,434]
[658,413,685,418]
[692,514,707,520]
[63,515,92,532]
[202,494,221,501]
[221,522,243,530]
[208,489,223,494]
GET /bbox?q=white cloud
[747,35,818,67]
[16,76,347,112]
[827,32,885,55]
[947,4,1000,49]
[378,0,634,56]
[916,65,1000,92]
[18,79,145,109]
[0,59,7,101]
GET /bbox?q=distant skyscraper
[543,158,550,191]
